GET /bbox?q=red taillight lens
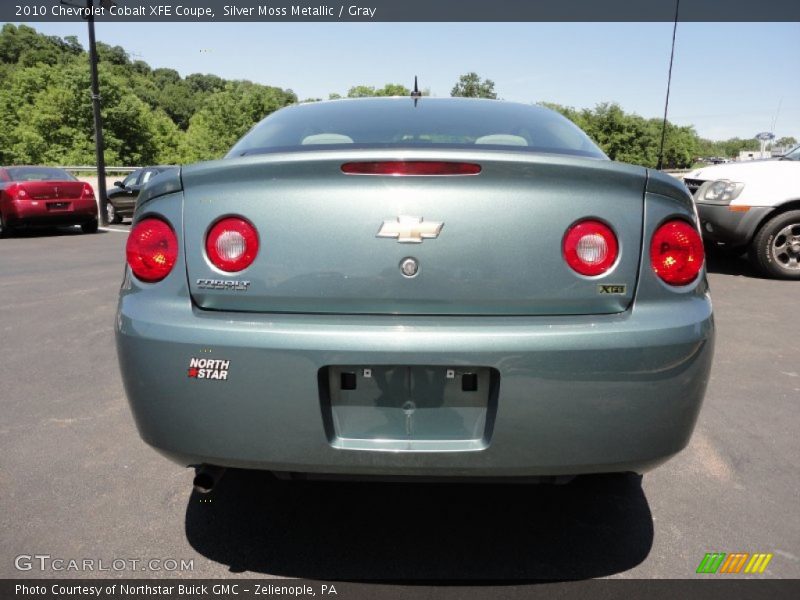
[563,220,619,276]
[126,218,178,283]
[7,183,26,199]
[650,219,705,285]
[341,161,481,176]
[205,217,259,272]
[82,183,95,199]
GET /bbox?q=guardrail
[62,166,140,174]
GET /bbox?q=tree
[182,82,297,162]
[657,121,699,169]
[776,136,798,148]
[96,42,130,66]
[0,57,185,166]
[346,83,410,98]
[0,24,82,67]
[185,73,225,95]
[541,101,698,168]
[0,24,299,165]
[697,137,759,159]
[450,72,497,99]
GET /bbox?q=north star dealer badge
[187,357,230,380]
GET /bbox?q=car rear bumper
[5,198,97,227]
[696,202,771,246]
[116,288,714,478]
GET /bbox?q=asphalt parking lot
[1,226,798,580]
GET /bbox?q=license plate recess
[319,366,499,452]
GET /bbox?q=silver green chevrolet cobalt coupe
[116,97,714,490]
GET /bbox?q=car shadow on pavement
[184,469,653,581]
[5,226,108,238]
[704,247,762,278]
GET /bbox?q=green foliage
[95,42,130,66]
[0,24,81,67]
[346,83,411,98]
[696,137,759,159]
[451,72,497,99]
[182,81,296,162]
[0,26,788,170]
[185,73,225,95]
[0,24,296,166]
[543,101,699,169]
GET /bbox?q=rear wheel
[106,202,121,224]
[81,219,99,234]
[0,213,14,238]
[750,210,800,279]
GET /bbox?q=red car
[0,166,98,236]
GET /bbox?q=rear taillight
[563,220,619,276]
[650,219,705,285]
[341,161,481,176]
[205,217,259,272]
[82,183,95,199]
[7,183,27,199]
[126,218,178,283]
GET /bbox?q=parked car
[116,97,714,492]
[0,166,98,236]
[684,144,800,278]
[106,166,177,224]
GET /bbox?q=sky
[18,21,800,142]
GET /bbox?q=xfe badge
[598,284,627,295]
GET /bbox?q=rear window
[227,98,607,160]
[7,167,76,182]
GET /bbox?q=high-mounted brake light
[82,183,95,199]
[563,220,619,276]
[126,218,178,283]
[650,219,704,285]
[341,161,481,176]
[205,217,259,272]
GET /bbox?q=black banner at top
[4,0,800,22]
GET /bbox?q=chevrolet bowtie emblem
[376,216,444,243]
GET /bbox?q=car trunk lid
[182,151,646,316]
[15,181,85,200]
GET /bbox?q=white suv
[684,145,800,279]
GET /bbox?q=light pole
[61,0,114,225]
[86,0,109,225]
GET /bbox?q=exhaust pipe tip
[193,464,226,494]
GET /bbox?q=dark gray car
[106,166,177,223]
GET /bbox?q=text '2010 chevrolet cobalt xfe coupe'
[116,97,714,489]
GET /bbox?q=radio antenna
[657,0,680,171]
[411,76,422,98]
[411,75,423,106]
